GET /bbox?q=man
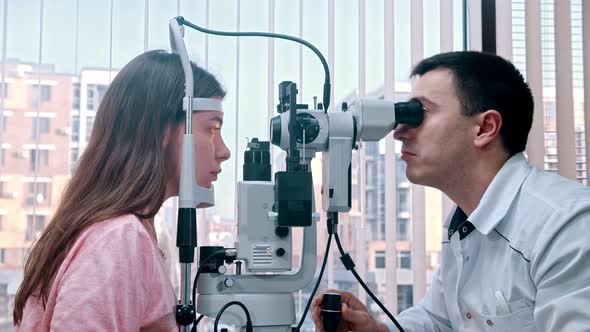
[312,51,590,331]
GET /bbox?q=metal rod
[185,97,193,134]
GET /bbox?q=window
[73,83,80,109]
[97,84,107,104]
[72,115,80,142]
[1,82,8,99]
[397,220,408,241]
[26,215,46,241]
[70,147,79,173]
[86,84,107,110]
[397,285,413,313]
[397,189,409,214]
[26,182,50,205]
[0,282,7,319]
[32,85,52,106]
[32,117,51,139]
[0,248,4,264]
[398,251,411,269]
[0,182,13,199]
[375,250,386,269]
[30,149,50,171]
[85,116,95,141]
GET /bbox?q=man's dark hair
[411,51,534,156]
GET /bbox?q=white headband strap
[184,97,223,113]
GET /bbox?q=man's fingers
[341,302,371,326]
[314,293,323,306]
[312,306,323,331]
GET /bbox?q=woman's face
[165,108,230,200]
[190,110,231,187]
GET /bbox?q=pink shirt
[16,215,179,332]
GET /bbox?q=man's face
[393,68,476,189]
[169,110,231,191]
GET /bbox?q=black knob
[175,304,195,326]
[276,248,286,257]
[341,102,348,112]
[275,226,290,238]
[321,293,342,332]
[275,248,287,257]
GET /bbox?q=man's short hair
[411,51,534,156]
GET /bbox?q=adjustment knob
[275,226,290,238]
[276,248,286,257]
[224,278,234,288]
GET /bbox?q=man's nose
[393,124,412,141]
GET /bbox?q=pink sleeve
[50,220,177,332]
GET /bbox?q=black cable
[191,249,227,331]
[190,315,205,332]
[295,233,333,331]
[191,315,205,332]
[192,249,227,310]
[176,16,332,112]
[195,314,205,325]
[334,233,405,332]
[214,301,253,332]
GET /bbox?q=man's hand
[311,289,390,332]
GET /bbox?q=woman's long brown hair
[13,50,226,325]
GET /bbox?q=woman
[13,50,230,331]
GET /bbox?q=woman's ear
[474,109,502,149]
[162,125,172,149]
[162,123,182,149]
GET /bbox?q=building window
[72,115,80,142]
[73,83,80,109]
[86,84,108,110]
[397,220,409,241]
[398,251,411,270]
[32,117,51,139]
[26,215,46,241]
[26,182,50,205]
[0,248,4,264]
[32,85,52,107]
[397,285,413,313]
[30,149,50,171]
[397,190,409,214]
[0,181,13,199]
[375,250,386,269]
[1,82,8,98]
[85,116,95,141]
[70,147,79,173]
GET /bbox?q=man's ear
[473,109,502,149]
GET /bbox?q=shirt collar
[468,153,532,235]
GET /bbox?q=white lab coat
[395,153,590,331]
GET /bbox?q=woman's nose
[217,139,231,162]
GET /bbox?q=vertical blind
[0,0,587,323]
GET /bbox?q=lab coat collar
[468,153,532,235]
